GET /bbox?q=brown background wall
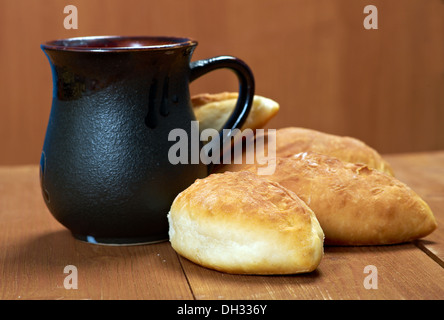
[1,0,443,165]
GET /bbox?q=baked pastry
[273,127,394,175]
[216,127,394,176]
[242,153,437,245]
[191,92,279,132]
[168,170,324,274]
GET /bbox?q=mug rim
[41,35,198,52]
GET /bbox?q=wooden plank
[0,166,193,300]
[383,151,444,199]
[180,152,444,300]
[180,244,444,300]
[384,151,444,265]
[2,0,444,165]
[1,157,443,300]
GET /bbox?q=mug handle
[190,56,255,172]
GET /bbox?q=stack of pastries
[167,93,437,275]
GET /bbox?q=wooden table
[1,152,443,300]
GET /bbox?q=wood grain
[179,244,444,300]
[0,151,443,300]
[384,151,444,265]
[181,153,444,300]
[0,166,193,300]
[1,0,444,165]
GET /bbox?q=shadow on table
[6,228,181,274]
[323,239,438,255]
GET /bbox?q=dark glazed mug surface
[40,36,254,245]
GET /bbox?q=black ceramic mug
[40,36,254,245]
